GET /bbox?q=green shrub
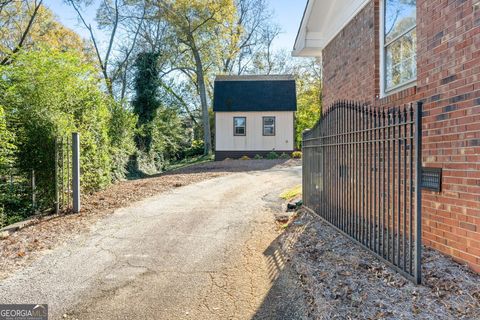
[0,105,15,172]
[240,155,250,160]
[109,101,137,181]
[292,151,302,159]
[150,107,186,162]
[253,154,263,160]
[266,151,279,160]
[0,48,128,196]
[132,106,187,173]
[279,153,290,159]
[131,150,163,175]
[185,139,204,158]
[0,206,6,228]
[0,179,33,221]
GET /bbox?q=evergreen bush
[266,151,279,160]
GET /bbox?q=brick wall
[322,1,378,108]
[321,0,480,272]
[417,0,480,272]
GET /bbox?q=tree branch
[103,0,119,72]
[159,81,199,126]
[67,0,114,96]
[0,0,43,65]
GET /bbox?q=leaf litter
[279,209,480,320]
[0,159,299,280]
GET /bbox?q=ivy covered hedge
[0,48,136,225]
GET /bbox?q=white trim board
[293,0,370,57]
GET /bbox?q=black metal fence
[55,136,74,213]
[302,101,423,284]
[0,136,73,228]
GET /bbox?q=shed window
[234,117,246,136]
[382,0,417,93]
[263,117,275,136]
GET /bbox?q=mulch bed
[0,159,300,280]
[280,209,480,320]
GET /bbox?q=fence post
[9,170,13,193]
[414,102,423,284]
[31,169,36,213]
[72,133,81,213]
[55,138,59,214]
[302,130,306,206]
[302,129,310,207]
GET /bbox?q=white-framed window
[381,0,417,95]
[233,117,246,136]
[262,116,275,136]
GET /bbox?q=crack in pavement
[0,165,303,320]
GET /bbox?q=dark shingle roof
[213,75,297,112]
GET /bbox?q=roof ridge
[215,74,295,81]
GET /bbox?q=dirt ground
[0,159,299,280]
[280,209,480,320]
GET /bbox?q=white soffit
[292,0,370,57]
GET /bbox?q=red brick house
[294,0,480,272]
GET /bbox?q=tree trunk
[192,48,212,155]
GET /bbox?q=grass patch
[165,155,214,172]
[280,185,302,200]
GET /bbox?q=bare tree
[110,6,147,99]
[259,24,281,75]
[220,0,280,75]
[154,0,236,155]
[66,0,117,95]
[66,0,146,97]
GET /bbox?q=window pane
[385,0,416,43]
[234,117,246,135]
[385,28,416,90]
[263,117,275,136]
[263,117,274,126]
[234,117,245,128]
[264,126,274,136]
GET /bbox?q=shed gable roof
[213,75,297,112]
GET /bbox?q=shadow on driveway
[252,223,310,320]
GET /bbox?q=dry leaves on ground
[280,209,480,320]
[0,159,300,280]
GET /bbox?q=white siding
[215,112,294,151]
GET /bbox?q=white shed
[213,75,297,161]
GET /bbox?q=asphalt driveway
[0,164,306,319]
